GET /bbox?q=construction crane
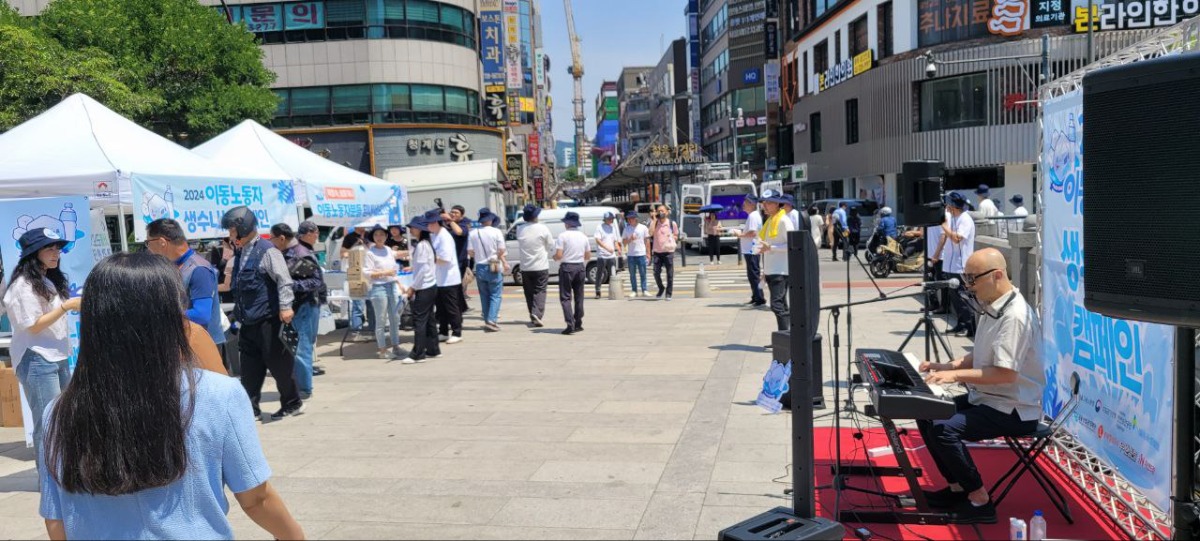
[563,0,585,171]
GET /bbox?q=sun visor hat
[220,206,259,238]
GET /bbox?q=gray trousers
[766,274,790,331]
[522,269,549,319]
[559,262,585,329]
[595,258,616,295]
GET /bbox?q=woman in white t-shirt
[363,225,404,359]
[401,217,440,364]
[1,229,80,463]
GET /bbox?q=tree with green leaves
[0,5,154,131]
[561,166,580,184]
[36,0,277,143]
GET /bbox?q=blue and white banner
[1040,90,1175,512]
[0,196,94,445]
[131,174,298,241]
[305,179,405,228]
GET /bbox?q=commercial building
[592,81,619,179]
[779,0,1176,210]
[648,38,692,147]
[698,0,769,179]
[615,66,656,160]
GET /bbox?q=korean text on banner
[0,196,94,446]
[131,174,298,241]
[1040,90,1175,513]
[306,180,405,228]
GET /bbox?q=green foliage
[0,25,153,131]
[561,166,580,183]
[34,0,277,142]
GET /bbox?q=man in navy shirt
[146,219,225,348]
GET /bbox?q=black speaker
[1082,53,1200,326]
[897,160,945,227]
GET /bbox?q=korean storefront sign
[505,153,526,191]
[404,134,475,162]
[479,4,505,86]
[917,0,1050,47]
[818,50,873,92]
[1072,0,1199,32]
[484,85,508,127]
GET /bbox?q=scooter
[865,230,924,278]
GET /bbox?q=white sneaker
[531,314,544,327]
[446,336,463,344]
[415,357,429,363]
[438,334,449,342]
[400,358,417,365]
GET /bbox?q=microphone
[923,278,961,290]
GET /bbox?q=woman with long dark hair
[399,216,440,364]
[38,252,303,540]
[2,229,78,462]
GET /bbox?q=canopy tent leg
[117,175,129,253]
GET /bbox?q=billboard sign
[1071,0,1200,32]
[484,85,508,127]
[918,0,1040,47]
[480,5,505,85]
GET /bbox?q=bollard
[608,272,625,300]
[694,264,711,298]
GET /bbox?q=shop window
[919,73,988,131]
[411,85,444,111]
[850,15,869,57]
[845,99,859,144]
[834,30,842,64]
[217,0,474,49]
[273,83,479,127]
[877,2,893,59]
[802,52,809,94]
[290,87,331,115]
[813,40,828,74]
[333,86,371,113]
[810,112,822,153]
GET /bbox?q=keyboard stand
[837,416,952,525]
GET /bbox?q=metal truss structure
[1034,17,1200,540]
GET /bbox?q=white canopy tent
[0,94,281,250]
[194,120,404,228]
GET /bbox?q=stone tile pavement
[0,258,973,540]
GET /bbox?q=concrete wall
[262,40,482,93]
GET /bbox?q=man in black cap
[270,221,327,400]
[221,206,304,419]
[553,211,590,334]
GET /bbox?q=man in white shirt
[735,195,766,306]
[621,211,650,298]
[758,193,796,331]
[807,207,824,247]
[516,204,555,327]
[1009,194,1028,217]
[938,193,977,337]
[468,208,508,332]
[424,209,463,344]
[554,212,591,335]
[917,248,1044,524]
[783,195,801,231]
[593,212,622,299]
[974,184,999,218]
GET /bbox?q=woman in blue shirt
[38,251,304,540]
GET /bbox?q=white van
[504,206,622,286]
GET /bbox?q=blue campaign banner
[1040,90,1175,512]
[132,174,298,241]
[306,180,405,228]
[480,11,505,85]
[0,195,94,445]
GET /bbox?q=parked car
[504,206,622,286]
[809,198,880,248]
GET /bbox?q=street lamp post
[729,107,744,177]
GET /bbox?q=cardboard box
[0,365,22,428]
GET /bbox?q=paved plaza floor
[0,255,974,540]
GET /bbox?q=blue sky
[539,0,689,146]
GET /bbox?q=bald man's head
[964,248,1012,303]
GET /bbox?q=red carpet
[810,427,1126,540]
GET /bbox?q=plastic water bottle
[59,202,78,243]
[1009,517,1028,540]
[1029,510,1047,540]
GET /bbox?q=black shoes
[574,326,584,333]
[922,487,969,509]
[271,402,306,420]
[312,366,326,376]
[561,328,574,335]
[948,500,997,524]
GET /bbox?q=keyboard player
[914,249,1045,524]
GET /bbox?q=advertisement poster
[479,8,505,86]
[131,174,298,241]
[0,196,93,446]
[484,85,509,127]
[1040,90,1174,512]
[1070,0,1200,32]
[305,179,405,229]
[918,0,1039,47]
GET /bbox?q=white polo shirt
[761,213,795,276]
[468,226,505,263]
[740,211,762,255]
[555,229,590,264]
[594,222,620,259]
[622,222,649,257]
[431,228,461,287]
[517,222,555,272]
[968,289,1045,421]
[942,212,975,274]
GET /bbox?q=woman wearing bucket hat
[363,224,404,360]
[468,208,507,331]
[2,228,79,464]
[400,215,441,363]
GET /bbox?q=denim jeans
[350,300,366,330]
[475,263,504,324]
[368,282,400,350]
[292,301,320,395]
[627,255,648,293]
[15,349,71,460]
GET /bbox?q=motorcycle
[865,229,924,278]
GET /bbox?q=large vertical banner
[687,0,702,144]
[0,196,93,446]
[131,174,298,241]
[1041,90,1175,512]
[503,0,522,91]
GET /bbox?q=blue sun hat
[478,207,499,225]
[975,184,990,195]
[761,188,788,204]
[624,210,639,219]
[406,215,431,232]
[1009,194,1024,205]
[522,204,542,221]
[947,192,969,209]
[19,228,68,260]
[563,211,582,228]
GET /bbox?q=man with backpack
[270,222,327,401]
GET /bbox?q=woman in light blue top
[38,252,304,540]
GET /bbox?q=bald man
[914,248,1045,524]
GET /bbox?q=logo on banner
[743,68,761,84]
[324,187,356,200]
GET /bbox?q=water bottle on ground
[1029,510,1047,540]
[1009,517,1028,540]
